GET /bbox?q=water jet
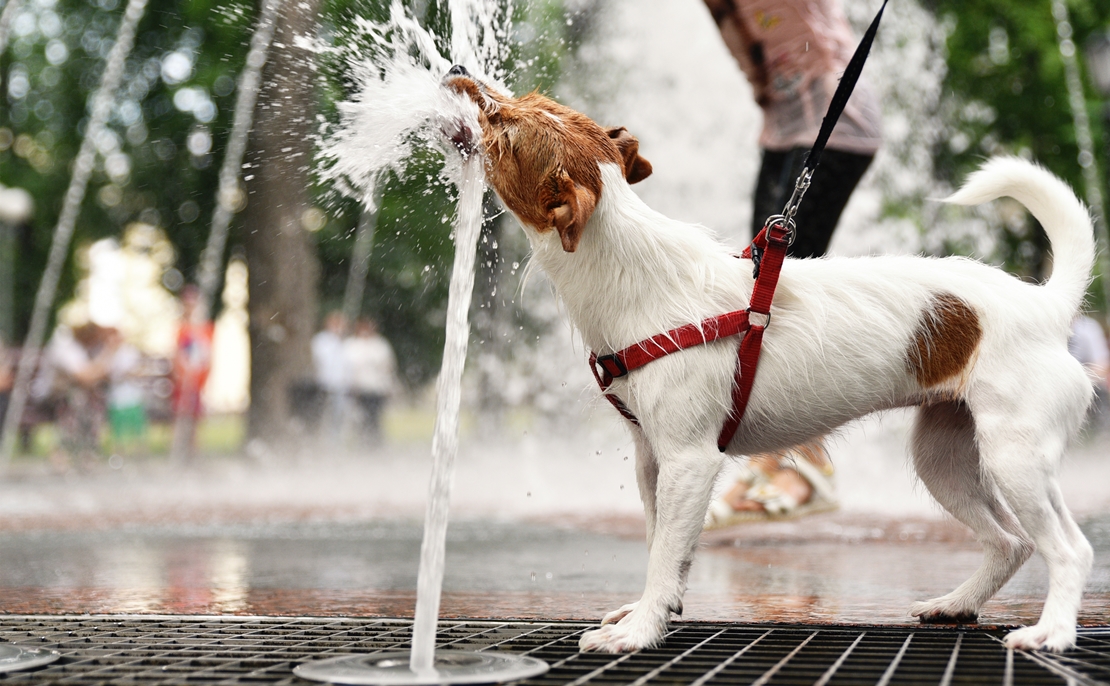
[296,3,549,683]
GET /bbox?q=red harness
[588,0,887,452]
[589,221,791,452]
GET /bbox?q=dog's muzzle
[441,65,477,157]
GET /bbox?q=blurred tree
[930,0,1110,293]
[240,0,321,443]
[0,0,257,337]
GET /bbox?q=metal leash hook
[752,165,811,278]
[779,165,812,244]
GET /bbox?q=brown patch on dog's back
[908,293,982,387]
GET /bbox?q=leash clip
[779,167,811,240]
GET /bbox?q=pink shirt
[709,0,882,155]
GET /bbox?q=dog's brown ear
[546,167,598,253]
[607,127,653,184]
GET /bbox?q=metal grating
[0,616,1105,685]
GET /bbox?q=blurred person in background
[1069,314,1110,429]
[0,340,13,440]
[171,286,214,462]
[104,327,147,456]
[701,0,882,526]
[343,318,397,444]
[312,311,349,442]
[32,318,117,469]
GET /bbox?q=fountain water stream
[296,2,548,683]
[409,154,485,675]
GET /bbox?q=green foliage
[1,0,257,338]
[932,0,1110,282]
[314,151,458,388]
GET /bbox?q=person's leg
[786,149,874,259]
[749,149,794,237]
[356,393,386,443]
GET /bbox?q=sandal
[704,462,772,527]
[704,443,839,529]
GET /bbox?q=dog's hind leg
[909,400,1034,623]
[581,441,722,653]
[974,401,1093,652]
[601,429,659,627]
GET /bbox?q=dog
[443,64,1096,654]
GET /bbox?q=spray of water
[313,0,513,676]
[314,1,504,208]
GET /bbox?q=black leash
[752,0,888,276]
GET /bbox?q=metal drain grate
[0,616,1105,685]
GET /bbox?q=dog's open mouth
[440,64,483,158]
[440,117,476,158]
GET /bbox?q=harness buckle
[748,310,771,328]
[750,244,763,279]
[596,353,628,379]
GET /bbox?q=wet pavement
[0,514,1107,628]
[0,411,1107,630]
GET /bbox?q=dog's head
[444,65,652,252]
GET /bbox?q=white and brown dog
[444,65,1095,654]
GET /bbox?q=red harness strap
[589,221,790,452]
[588,0,886,450]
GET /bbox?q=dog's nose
[447,64,469,77]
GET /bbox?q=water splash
[312,0,513,677]
[314,0,507,209]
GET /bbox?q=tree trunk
[241,0,321,445]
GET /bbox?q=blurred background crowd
[0,0,1109,472]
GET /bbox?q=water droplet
[623,456,628,461]
[595,450,602,455]
[530,571,536,582]
[620,484,624,490]
[545,572,553,580]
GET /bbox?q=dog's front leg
[581,442,722,653]
[600,429,659,627]
[634,429,660,550]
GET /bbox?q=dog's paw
[1004,624,1077,653]
[909,597,979,624]
[579,609,665,653]
[601,602,638,626]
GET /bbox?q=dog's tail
[945,156,1095,315]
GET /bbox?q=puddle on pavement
[0,517,1106,626]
